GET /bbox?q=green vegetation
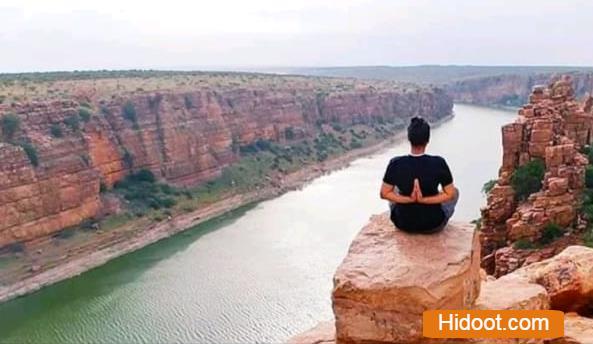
[50,124,63,138]
[63,114,81,131]
[482,179,497,194]
[1,114,20,140]
[581,146,593,164]
[510,159,545,201]
[184,94,193,109]
[284,127,295,140]
[586,166,593,189]
[122,101,138,128]
[539,223,564,245]
[52,227,76,240]
[122,149,134,169]
[470,218,482,231]
[17,141,39,167]
[513,239,535,250]
[584,228,593,248]
[78,107,92,122]
[114,169,178,212]
[0,241,25,255]
[99,182,108,193]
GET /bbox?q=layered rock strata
[448,72,593,108]
[0,78,452,247]
[480,77,593,276]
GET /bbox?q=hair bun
[410,116,425,126]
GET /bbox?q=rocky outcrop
[331,213,480,344]
[474,276,550,311]
[480,76,593,276]
[289,214,593,344]
[447,72,593,108]
[0,76,453,247]
[550,313,593,344]
[509,246,593,315]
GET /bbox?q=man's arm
[417,183,456,204]
[380,183,416,204]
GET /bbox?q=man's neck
[410,146,426,156]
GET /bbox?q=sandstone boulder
[549,313,593,344]
[332,213,480,344]
[512,246,593,314]
[474,276,550,311]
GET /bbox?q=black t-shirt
[382,154,453,232]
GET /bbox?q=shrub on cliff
[64,115,81,131]
[584,229,593,248]
[17,141,39,167]
[122,101,138,128]
[539,223,564,245]
[513,239,535,250]
[114,169,179,211]
[284,127,295,140]
[1,114,20,140]
[350,138,363,149]
[78,107,92,122]
[511,159,545,201]
[482,179,497,194]
[586,166,593,188]
[50,124,63,138]
[184,94,193,109]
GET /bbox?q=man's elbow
[379,189,389,200]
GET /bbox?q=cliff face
[447,72,593,107]
[481,76,593,276]
[0,77,452,247]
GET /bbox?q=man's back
[383,154,453,232]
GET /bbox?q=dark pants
[389,188,459,234]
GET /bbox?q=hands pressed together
[410,178,423,203]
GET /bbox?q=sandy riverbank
[0,114,453,304]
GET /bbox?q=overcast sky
[1,0,593,72]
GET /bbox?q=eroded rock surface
[481,76,593,276]
[332,213,480,344]
[511,246,593,314]
[0,78,452,247]
[550,313,593,344]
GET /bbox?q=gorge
[0,103,513,343]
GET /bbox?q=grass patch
[99,213,133,231]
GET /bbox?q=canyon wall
[481,76,593,276]
[0,78,452,247]
[447,72,593,107]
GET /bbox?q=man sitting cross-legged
[379,117,458,234]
